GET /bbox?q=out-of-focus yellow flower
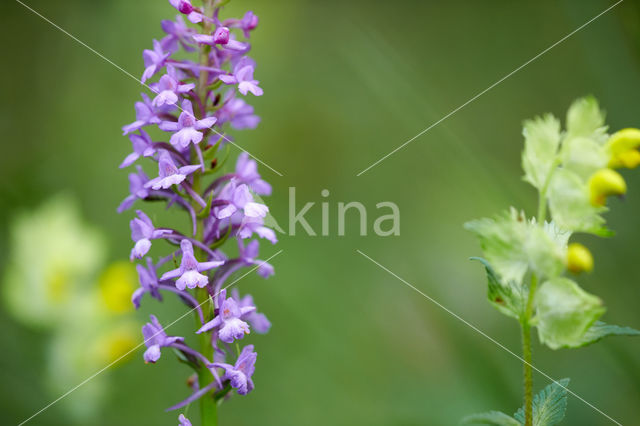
[605,128,640,169]
[567,243,594,274]
[588,168,627,206]
[93,325,138,364]
[99,261,137,313]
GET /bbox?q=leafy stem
[520,273,538,426]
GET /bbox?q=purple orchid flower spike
[120,129,156,168]
[118,166,150,212]
[159,99,217,149]
[121,4,273,417]
[235,152,271,195]
[142,314,184,363]
[197,289,254,343]
[215,181,269,219]
[132,257,163,309]
[152,67,195,107]
[160,240,224,290]
[219,57,263,96]
[130,210,171,260]
[178,414,192,426]
[212,345,257,395]
[161,15,196,53]
[145,150,200,190]
[231,289,271,333]
[142,39,171,83]
[122,93,162,135]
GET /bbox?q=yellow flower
[99,261,137,314]
[605,128,640,169]
[588,168,626,206]
[567,243,594,274]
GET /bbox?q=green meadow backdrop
[1,0,639,424]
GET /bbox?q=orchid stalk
[464,97,640,426]
[119,1,275,425]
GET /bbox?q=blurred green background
[1,0,640,424]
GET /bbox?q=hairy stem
[521,321,533,426]
[521,273,538,426]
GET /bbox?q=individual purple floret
[161,15,196,53]
[232,289,271,334]
[159,99,217,149]
[120,130,156,168]
[197,289,254,343]
[132,258,163,309]
[160,240,224,290]
[217,95,260,130]
[151,67,195,107]
[142,314,184,363]
[178,414,192,426]
[122,93,162,135]
[118,166,151,213]
[145,150,200,190]
[212,345,257,395]
[219,57,263,96]
[235,152,271,195]
[142,39,171,83]
[215,181,269,219]
[121,2,274,420]
[130,210,171,260]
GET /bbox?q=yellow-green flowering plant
[2,195,139,421]
[463,97,640,426]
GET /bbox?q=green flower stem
[195,2,218,424]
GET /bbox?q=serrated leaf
[466,210,566,286]
[462,411,521,426]
[566,96,607,142]
[535,278,605,349]
[465,213,529,286]
[522,114,561,190]
[471,257,525,320]
[514,379,570,426]
[576,321,640,347]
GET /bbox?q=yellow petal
[588,168,627,206]
[606,128,640,169]
[567,243,594,274]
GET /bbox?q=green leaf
[547,168,610,236]
[535,278,605,349]
[576,321,640,347]
[560,136,608,181]
[462,411,521,425]
[566,96,607,142]
[514,379,570,426]
[465,210,566,286]
[465,212,528,286]
[471,258,526,320]
[522,114,561,190]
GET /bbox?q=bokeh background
[1,0,640,424]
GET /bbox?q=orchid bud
[213,26,230,44]
[178,0,194,14]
